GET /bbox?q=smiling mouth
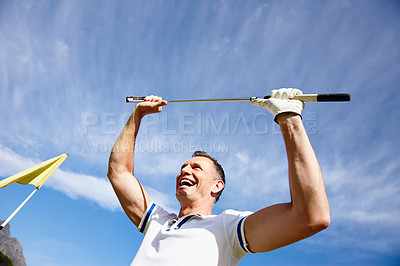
[179,179,195,188]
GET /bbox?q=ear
[211,180,224,195]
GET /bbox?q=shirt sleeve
[237,216,252,253]
[137,202,157,234]
[137,203,177,235]
[222,209,255,261]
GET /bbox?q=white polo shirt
[131,203,253,266]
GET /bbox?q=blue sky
[1,0,399,265]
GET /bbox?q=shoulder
[215,209,254,257]
[219,209,253,219]
[209,209,253,229]
[137,203,177,234]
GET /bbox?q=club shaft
[170,98,250,103]
[126,93,350,103]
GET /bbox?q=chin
[175,191,186,201]
[176,191,193,204]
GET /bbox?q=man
[108,88,330,265]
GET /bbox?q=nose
[181,165,191,176]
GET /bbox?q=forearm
[244,90,329,253]
[107,97,166,226]
[278,114,330,227]
[108,105,143,176]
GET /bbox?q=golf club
[126,93,351,103]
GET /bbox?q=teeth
[180,179,194,186]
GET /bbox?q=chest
[143,217,227,255]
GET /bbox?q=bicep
[109,172,151,227]
[244,203,315,253]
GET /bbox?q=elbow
[107,161,123,181]
[107,167,115,181]
[294,202,330,235]
[306,210,331,234]
[311,215,330,232]
[107,160,132,181]
[107,168,114,180]
[107,160,115,180]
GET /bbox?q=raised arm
[108,96,167,227]
[245,89,330,253]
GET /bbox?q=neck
[178,201,214,218]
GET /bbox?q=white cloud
[0,144,173,213]
[215,142,290,212]
[213,128,400,254]
[46,169,120,211]
[144,186,179,213]
[318,148,400,253]
[0,144,37,176]
[55,40,70,68]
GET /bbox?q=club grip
[316,93,351,102]
[126,96,146,102]
[263,93,351,102]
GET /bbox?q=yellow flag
[0,154,68,189]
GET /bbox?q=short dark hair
[191,151,225,203]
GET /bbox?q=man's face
[175,156,221,203]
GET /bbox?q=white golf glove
[251,88,305,123]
